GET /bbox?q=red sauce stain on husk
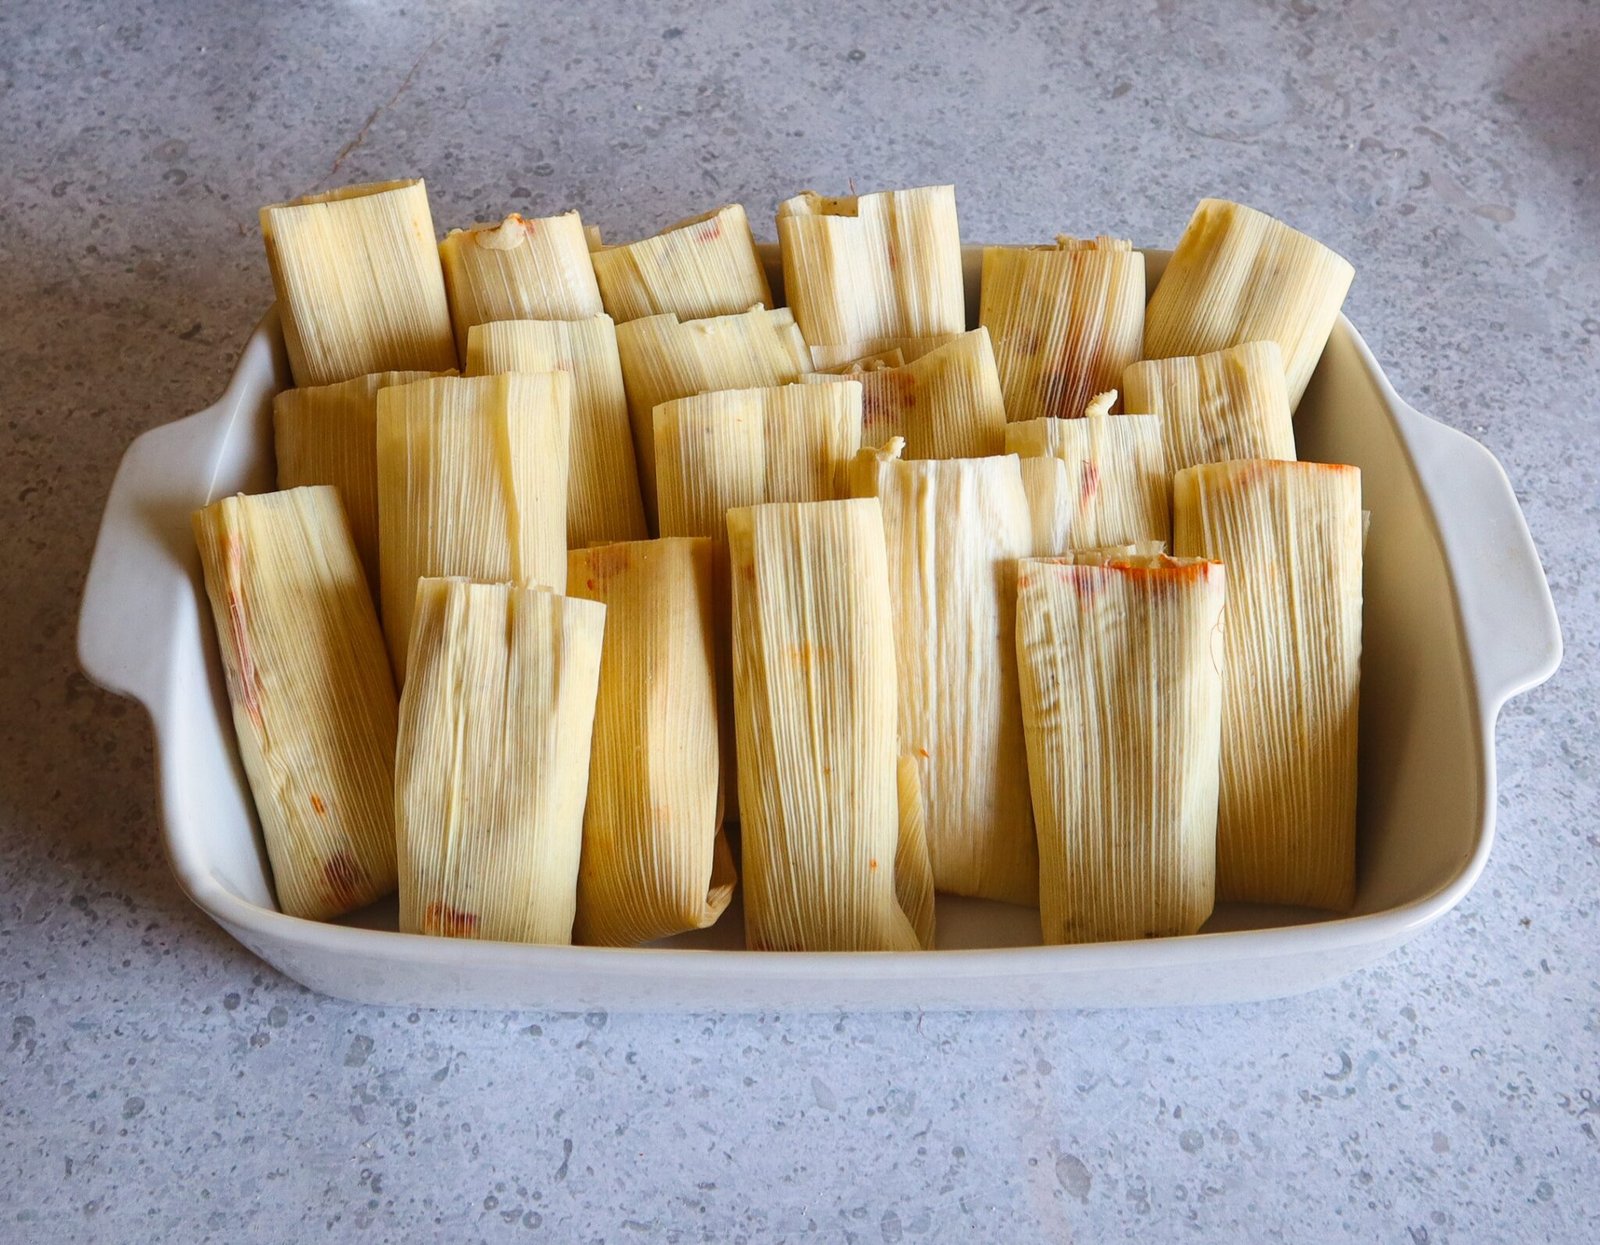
[323,851,366,909]
[422,901,479,937]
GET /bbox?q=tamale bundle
[614,305,811,523]
[1122,340,1295,472]
[273,368,444,597]
[465,317,648,546]
[727,498,934,951]
[395,579,605,944]
[437,211,605,355]
[979,236,1145,422]
[376,374,570,678]
[1006,392,1169,553]
[192,486,398,920]
[777,185,965,349]
[653,382,864,541]
[801,328,1005,459]
[1143,199,1354,410]
[1015,549,1226,943]
[569,539,734,946]
[1173,459,1362,911]
[261,179,457,386]
[590,203,772,323]
[849,441,1037,905]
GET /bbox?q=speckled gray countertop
[2,1,1595,1240]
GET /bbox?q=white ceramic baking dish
[77,246,1561,1011]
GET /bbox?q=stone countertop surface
[2,0,1595,1240]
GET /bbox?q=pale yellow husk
[437,211,605,355]
[261,179,458,386]
[1172,459,1362,911]
[777,185,965,348]
[979,236,1145,423]
[1122,340,1296,472]
[376,374,571,679]
[801,328,1005,460]
[727,498,934,951]
[273,369,445,597]
[849,440,1037,905]
[1006,393,1170,552]
[590,204,773,323]
[465,317,648,546]
[1015,550,1225,944]
[568,539,734,946]
[395,578,604,944]
[1143,199,1355,410]
[614,306,811,523]
[654,382,864,542]
[192,486,398,921]
[808,334,960,370]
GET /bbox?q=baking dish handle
[1399,402,1562,712]
[77,312,285,706]
[77,410,221,705]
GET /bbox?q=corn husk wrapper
[654,382,864,541]
[261,179,458,387]
[1172,459,1362,910]
[376,374,570,679]
[273,369,445,597]
[728,498,934,951]
[192,486,398,920]
[778,185,965,348]
[1122,340,1295,472]
[1007,393,1170,552]
[438,212,604,355]
[802,328,1005,460]
[849,441,1037,905]
[1016,550,1226,944]
[808,334,960,370]
[568,539,734,946]
[979,236,1145,423]
[615,306,811,524]
[466,317,648,545]
[590,204,772,324]
[1143,199,1355,411]
[395,578,604,944]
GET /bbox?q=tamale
[1143,198,1354,410]
[568,539,733,946]
[376,373,570,678]
[395,578,604,944]
[466,317,648,545]
[1172,459,1362,910]
[437,211,605,355]
[260,179,457,386]
[1015,549,1226,943]
[727,498,933,951]
[849,440,1037,905]
[590,203,772,323]
[979,236,1144,422]
[192,486,397,920]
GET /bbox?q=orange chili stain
[310,793,328,815]
[578,542,632,588]
[869,858,879,870]
[696,215,723,242]
[422,901,479,938]
[1079,460,1100,503]
[916,747,930,759]
[322,851,366,910]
